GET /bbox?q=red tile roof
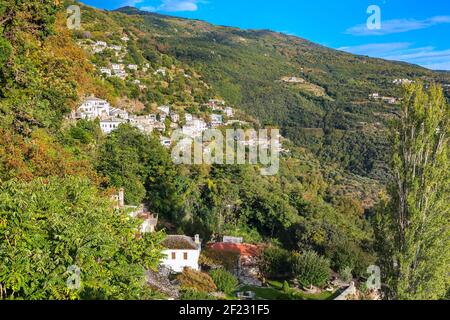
[208,243,261,257]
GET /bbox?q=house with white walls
[113,188,159,234]
[210,114,223,126]
[393,78,412,85]
[170,112,180,123]
[109,107,129,120]
[182,118,207,137]
[160,136,172,148]
[111,63,124,71]
[100,117,127,134]
[185,113,193,122]
[160,235,201,273]
[99,67,112,77]
[95,41,107,47]
[76,96,111,120]
[154,68,167,76]
[110,45,122,51]
[127,64,138,71]
[158,105,170,115]
[111,63,127,79]
[224,107,234,117]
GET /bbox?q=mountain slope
[69,2,450,183]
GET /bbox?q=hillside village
[111,187,366,301]
[3,1,450,303]
[59,19,438,302]
[66,29,410,301]
[70,95,277,149]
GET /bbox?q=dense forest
[0,0,448,300]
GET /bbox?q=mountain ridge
[72,1,450,183]
[112,6,433,72]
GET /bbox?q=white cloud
[159,0,199,12]
[338,43,411,56]
[122,0,145,6]
[140,6,157,12]
[338,42,450,70]
[346,16,450,36]
[139,0,203,12]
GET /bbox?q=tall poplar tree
[375,83,449,300]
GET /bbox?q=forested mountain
[112,5,450,180]
[0,0,448,300]
[74,2,450,186]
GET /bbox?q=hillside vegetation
[0,0,448,300]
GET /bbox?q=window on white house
[183,252,188,260]
[171,252,176,260]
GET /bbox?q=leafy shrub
[209,268,239,295]
[339,266,353,283]
[259,246,293,279]
[177,268,217,293]
[180,289,215,300]
[282,281,291,294]
[292,251,330,287]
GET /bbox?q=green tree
[209,268,238,295]
[292,250,330,288]
[375,83,450,300]
[97,125,183,214]
[0,177,165,300]
[259,246,293,279]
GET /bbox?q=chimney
[118,188,125,208]
[194,234,200,245]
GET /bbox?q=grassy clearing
[238,281,337,301]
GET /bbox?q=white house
[183,119,207,137]
[158,105,170,115]
[160,235,201,273]
[210,114,223,126]
[283,76,305,83]
[393,78,412,85]
[100,117,127,134]
[95,41,107,47]
[224,107,234,117]
[110,45,122,51]
[121,35,130,42]
[382,96,397,104]
[160,136,172,148]
[99,67,112,77]
[154,68,166,76]
[148,114,157,123]
[111,63,125,72]
[111,64,127,79]
[109,107,129,120]
[127,64,138,71]
[77,96,111,120]
[170,112,180,123]
[185,113,193,122]
[153,122,166,132]
[113,70,127,79]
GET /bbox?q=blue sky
[79,0,450,70]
